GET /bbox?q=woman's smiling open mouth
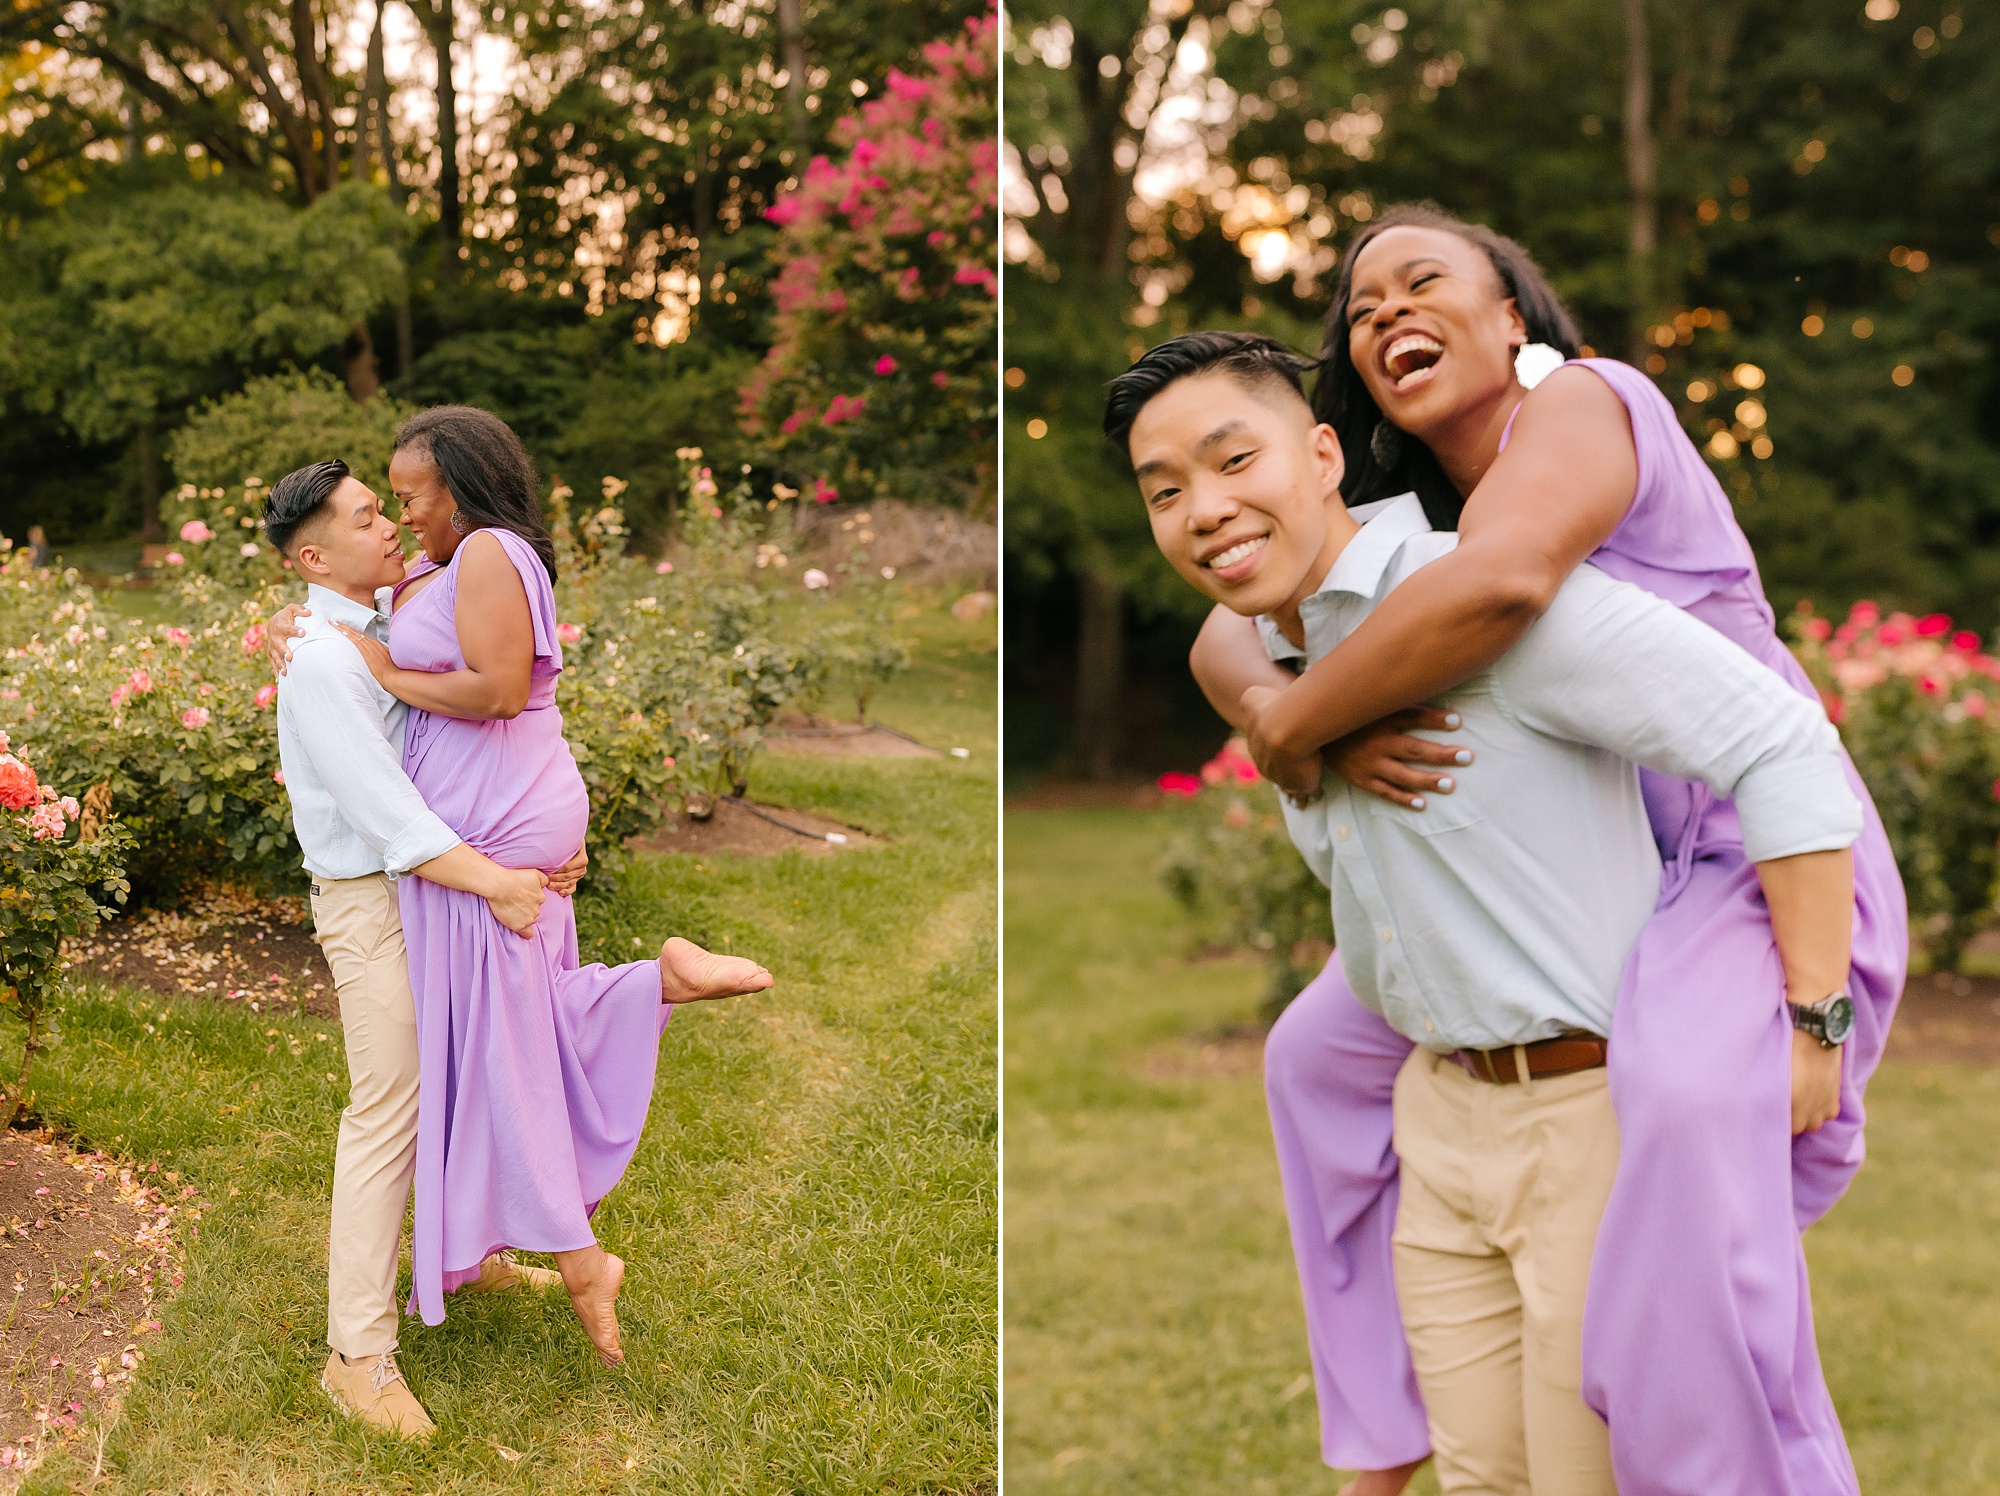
[1383,332,1445,392]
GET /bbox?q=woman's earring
[1370,419,1404,472]
[450,509,472,535]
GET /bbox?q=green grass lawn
[13,591,996,1494]
[1004,806,2000,1495]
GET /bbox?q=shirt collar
[303,583,391,631]
[1313,492,1432,600]
[1254,492,1429,663]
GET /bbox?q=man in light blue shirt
[265,461,572,1441]
[1108,333,1860,1493]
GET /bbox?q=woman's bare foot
[659,935,774,1004]
[554,1244,626,1367]
[1338,1457,1430,1496]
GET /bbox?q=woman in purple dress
[332,406,774,1368]
[1191,205,1904,1496]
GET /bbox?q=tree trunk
[1073,565,1124,781]
[291,0,339,187]
[394,284,415,379]
[135,416,162,540]
[427,0,462,277]
[1622,0,1658,361]
[776,0,809,157]
[345,318,381,401]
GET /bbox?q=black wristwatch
[1788,990,1856,1049]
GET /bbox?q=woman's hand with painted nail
[1325,706,1473,810]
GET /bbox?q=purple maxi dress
[390,527,671,1327]
[1264,359,1906,1495]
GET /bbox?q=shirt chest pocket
[1360,789,1486,838]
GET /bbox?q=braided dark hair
[393,405,557,582]
[1315,203,1581,529]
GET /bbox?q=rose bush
[1,454,910,893]
[1790,599,2000,970]
[1157,738,1332,1020]
[0,732,133,1120]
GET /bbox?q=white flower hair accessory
[1514,342,1567,389]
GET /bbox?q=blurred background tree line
[0,0,994,551]
[1003,0,2000,783]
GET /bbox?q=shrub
[739,13,998,514]
[0,732,133,1121]
[2,458,910,896]
[1157,739,1332,1021]
[167,370,414,500]
[1790,599,2000,970]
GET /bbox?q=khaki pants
[311,873,420,1358]
[1391,1047,1621,1496]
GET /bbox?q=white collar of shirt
[302,583,393,640]
[1256,492,1430,664]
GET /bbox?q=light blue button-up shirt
[1263,495,1860,1051]
[274,584,462,882]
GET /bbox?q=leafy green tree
[0,180,404,534]
[168,370,414,499]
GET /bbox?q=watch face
[1824,995,1856,1044]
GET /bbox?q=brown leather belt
[1447,1033,1608,1084]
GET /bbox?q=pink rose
[1849,600,1880,627]
[241,624,266,656]
[181,706,210,729]
[557,623,583,645]
[254,684,278,710]
[126,670,153,694]
[1802,618,1831,641]
[163,552,185,566]
[1953,630,1983,652]
[932,371,950,390]
[239,542,260,558]
[163,628,192,649]
[1964,692,1989,719]
[655,560,674,575]
[874,355,899,376]
[272,769,286,787]
[1156,771,1201,800]
[1917,613,1952,637]
[803,568,831,591]
[812,478,839,505]
[179,520,214,543]
[28,802,66,840]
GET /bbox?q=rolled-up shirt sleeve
[1499,565,1861,863]
[284,642,462,876]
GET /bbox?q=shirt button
[1335,825,1350,841]
[1380,928,1394,943]
[1424,1020,1436,1033]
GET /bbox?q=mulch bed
[70,885,337,1021]
[628,796,882,857]
[762,712,943,760]
[0,1130,191,1478]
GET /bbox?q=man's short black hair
[264,459,352,557]
[1103,331,1314,457]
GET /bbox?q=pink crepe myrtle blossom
[179,520,214,543]
[781,411,807,434]
[1157,771,1201,799]
[181,707,210,729]
[254,684,278,710]
[874,355,899,376]
[1953,630,1983,653]
[1916,613,1952,638]
[812,478,839,505]
[822,394,867,426]
[932,371,950,390]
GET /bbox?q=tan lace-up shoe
[468,1251,562,1293]
[321,1344,435,1441]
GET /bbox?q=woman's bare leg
[659,936,773,1004]
[554,1243,626,1367]
[1340,1459,1430,1496]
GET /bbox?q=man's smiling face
[1128,369,1347,620]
